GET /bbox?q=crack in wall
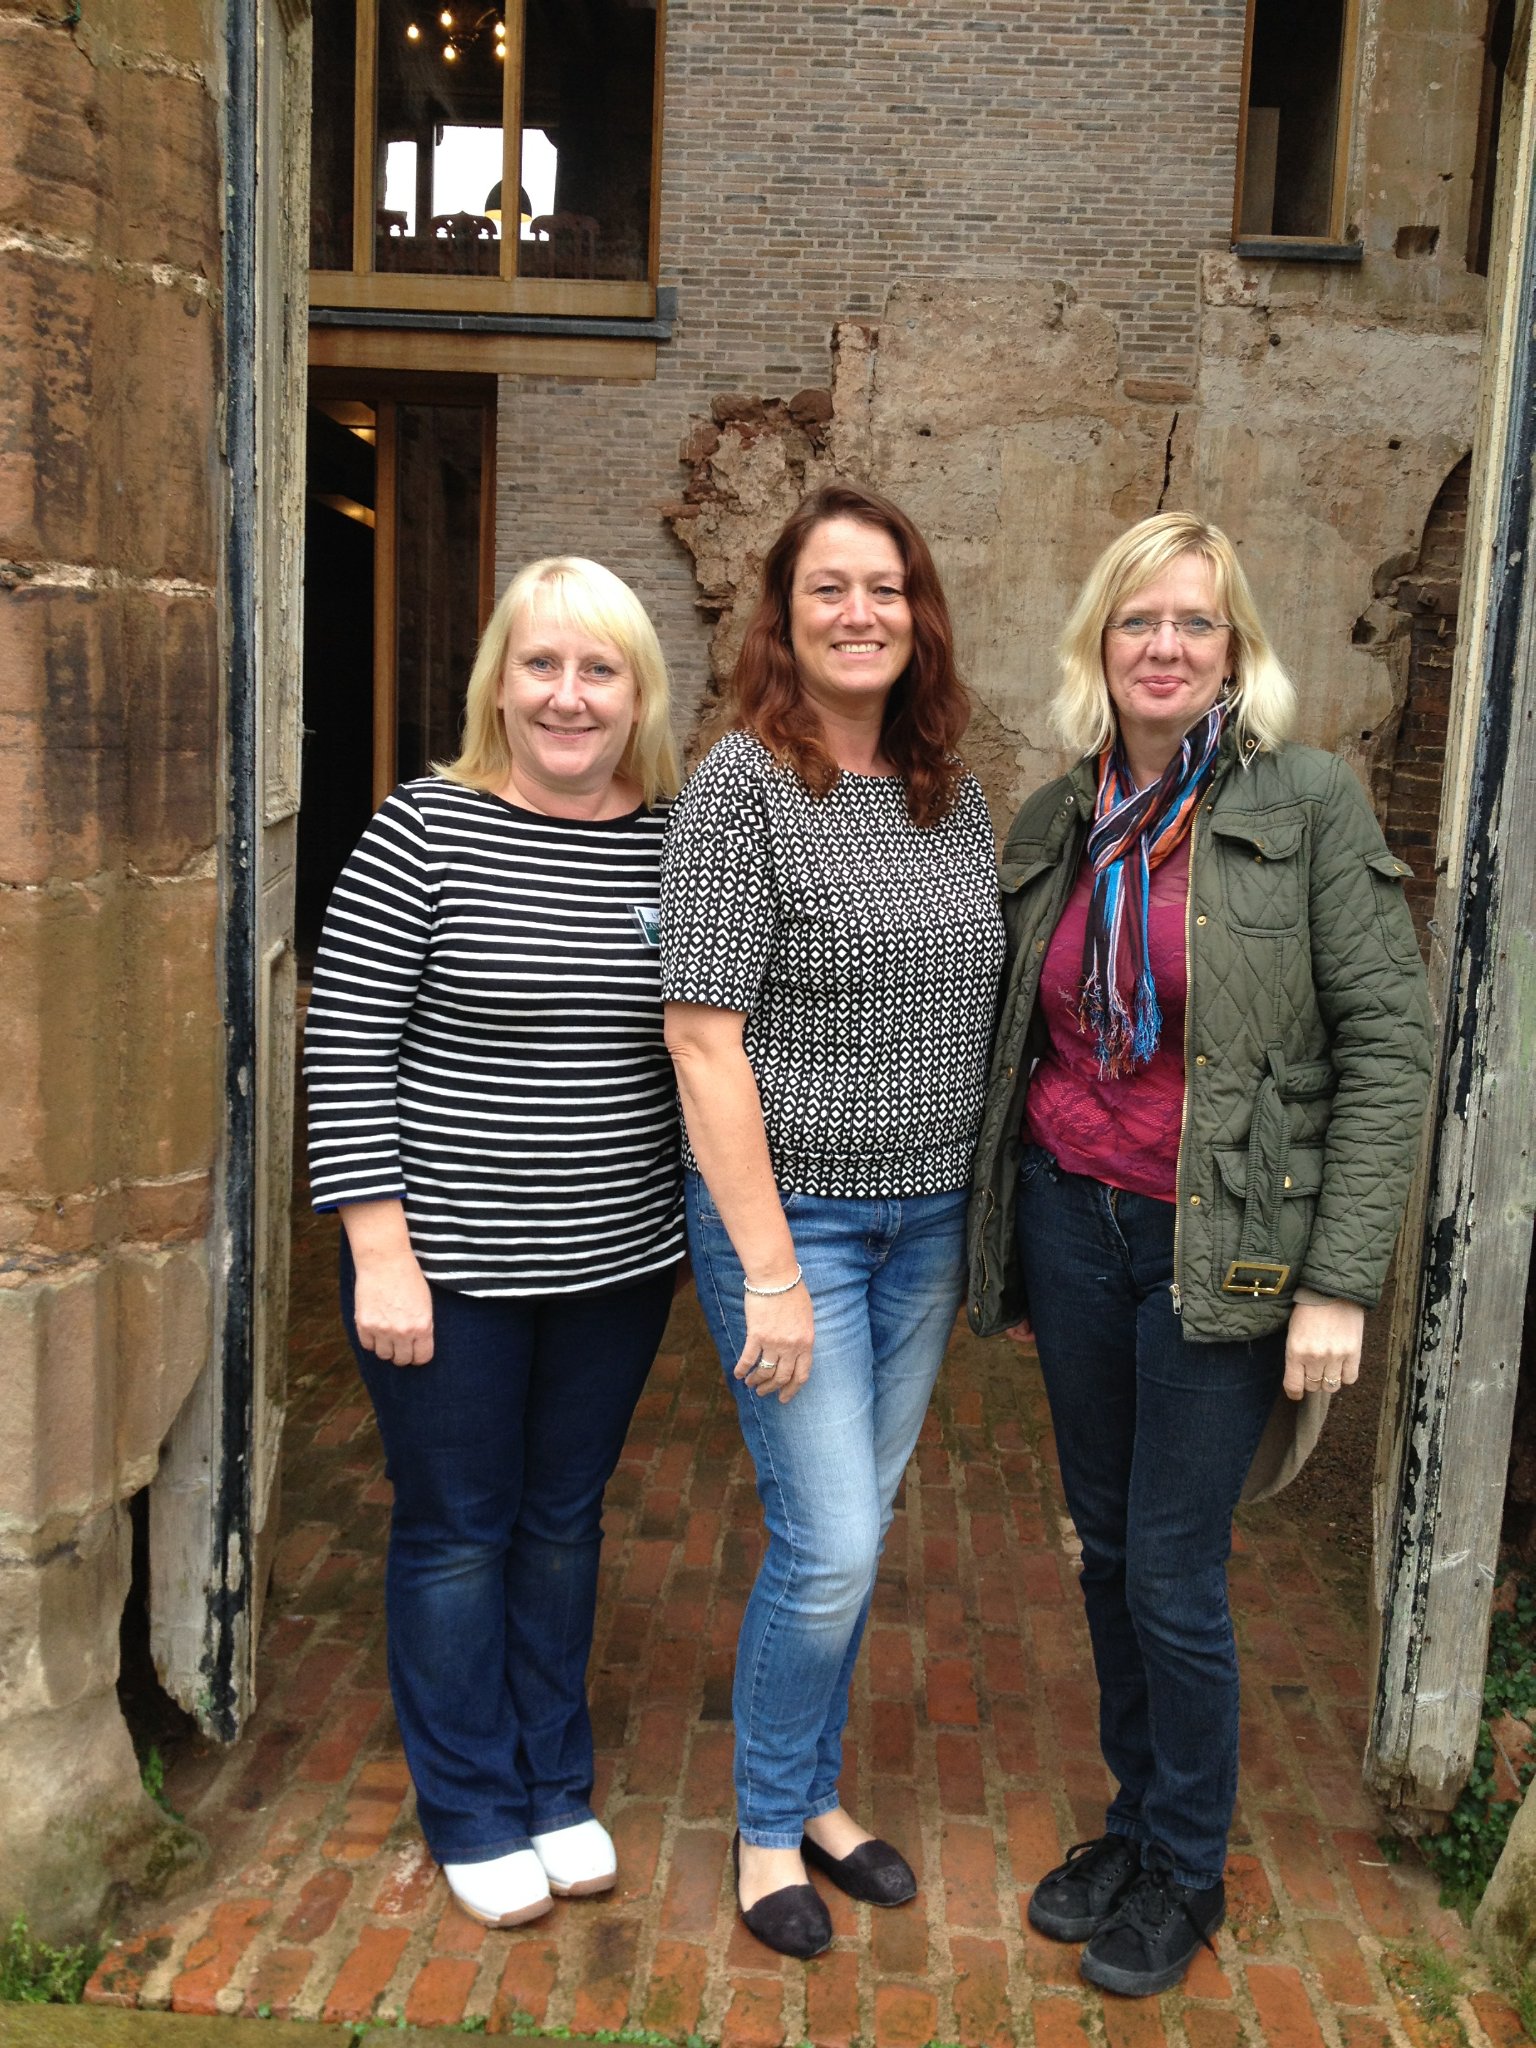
[1155,409,1180,512]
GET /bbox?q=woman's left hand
[1283,1295,1366,1401]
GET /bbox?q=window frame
[309,0,664,321]
[1231,0,1364,259]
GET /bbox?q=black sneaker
[1079,1864,1225,1996]
[1027,1835,1140,1942]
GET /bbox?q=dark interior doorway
[297,370,497,969]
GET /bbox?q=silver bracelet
[743,1262,803,1298]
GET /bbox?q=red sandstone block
[322,1924,411,2024]
[1017,1917,1084,1991]
[406,1955,478,2027]
[272,1522,333,1590]
[982,1633,1031,1697]
[1334,1830,1417,1938]
[871,1698,916,1775]
[993,1695,1043,1777]
[242,1945,314,2019]
[300,1693,386,1784]
[285,1642,358,1721]
[321,1771,409,1863]
[661,1827,728,1937]
[936,1729,988,1813]
[1471,1995,1530,2048]
[626,1703,690,1797]
[1006,1790,1062,1890]
[170,1898,270,2015]
[1184,1942,1233,1999]
[1339,2017,1397,2048]
[970,1508,1009,1555]
[623,1536,675,1602]
[873,1982,938,2048]
[974,1558,1024,1629]
[1247,1962,1330,2048]
[927,1656,981,1726]
[612,1802,665,1903]
[804,1947,861,2046]
[372,1839,441,1916]
[682,1506,722,1567]
[1225,1851,1279,1951]
[951,1933,1012,2048]
[489,1934,560,2029]
[868,1626,913,1697]
[723,1974,790,2047]
[281,1866,352,1943]
[570,1915,640,2033]
[431,1899,486,1957]
[1300,1918,1375,2006]
[925,1530,961,1584]
[926,1589,968,1653]
[1034,1993,1095,2048]
[1262,1809,1339,1913]
[941,1818,1001,1929]
[872,1891,930,1975]
[85,1928,176,2009]
[1184,2008,1245,2048]
[643,1938,709,2035]
[1047,1674,1103,1755]
[1102,1993,1172,2048]
[683,1722,735,1817]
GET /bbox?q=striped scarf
[1078,703,1226,1078]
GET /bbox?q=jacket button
[1196,914,1208,927]
[1195,1054,1207,1066]
[1034,939,1045,953]
[1284,1174,1293,1189]
[1189,1194,1202,1206]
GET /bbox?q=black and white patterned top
[659,732,1005,1197]
[305,779,683,1297]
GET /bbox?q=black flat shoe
[801,1831,917,1906]
[733,1832,833,1960]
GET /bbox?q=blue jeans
[342,1241,674,1864]
[687,1172,967,1848]
[1014,1147,1284,1889]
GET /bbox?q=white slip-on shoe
[529,1817,618,1897]
[441,1848,553,1927]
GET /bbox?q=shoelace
[1099,1864,1218,1959]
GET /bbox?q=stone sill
[1232,238,1365,265]
[308,285,677,343]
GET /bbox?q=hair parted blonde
[1054,512,1297,759]
[438,556,681,807]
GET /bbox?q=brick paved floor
[86,1179,1525,2047]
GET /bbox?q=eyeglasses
[1107,613,1231,642]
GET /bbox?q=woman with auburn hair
[661,481,1004,1957]
[969,512,1431,1996]
[306,557,683,1930]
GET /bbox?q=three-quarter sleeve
[659,736,778,1014]
[304,789,435,1209]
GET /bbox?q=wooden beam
[310,325,656,382]
[372,398,398,811]
[1367,14,1536,1819]
[479,399,498,628]
[352,0,377,274]
[310,270,654,318]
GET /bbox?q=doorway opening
[298,370,497,969]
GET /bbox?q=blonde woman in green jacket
[966,512,1431,1998]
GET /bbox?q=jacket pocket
[1210,813,1305,932]
[1366,849,1422,965]
[1213,1144,1324,1296]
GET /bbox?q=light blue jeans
[686,1171,968,1847]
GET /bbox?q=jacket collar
[1067,719,1264,819]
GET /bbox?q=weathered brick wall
[1382,456,1471,948]
[496,0,1249,690]
[0,0,223,1939]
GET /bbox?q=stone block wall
[493,0,1489,811]
[0,0,224,1939]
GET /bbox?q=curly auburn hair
[727,480,970,827]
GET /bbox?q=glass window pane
[1244,0,1347,237]
[310,0,357,269]
[375,0,507,276]
[518,0,656,281]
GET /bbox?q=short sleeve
[659,737,779,1013]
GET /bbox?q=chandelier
[404,8,506,63]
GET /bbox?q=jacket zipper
[1169,809,1201,1317]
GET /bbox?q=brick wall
[495,0,1247,689]
[1382,456,1471,949]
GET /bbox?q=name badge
[632,903,661,947]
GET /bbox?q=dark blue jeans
[342,1242,674,1864]
[1015,1147,1284,1888]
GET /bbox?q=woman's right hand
[340,1198,435,1366]
[736,1277,815,1402]
[352,1248,435,1365]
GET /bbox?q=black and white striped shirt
[305,779,683,1296]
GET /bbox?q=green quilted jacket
[967,733,1433,1348]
